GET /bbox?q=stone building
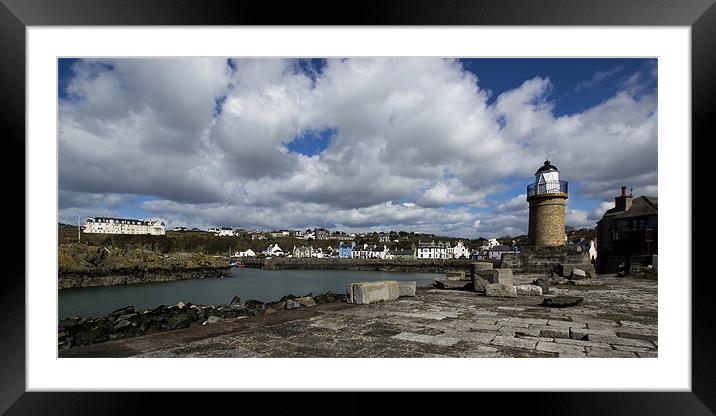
[596,187,657,273]
[527,160,568,247]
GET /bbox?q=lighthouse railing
[527,180,568,197]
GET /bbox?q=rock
[569,269,587,280]
[75,319,113,345]
[433,277,473,291]
[244,300,265,311]
[533,278,550,294]
[116,313,138,322]
[264,307,277,315]
[176,301,186,309]
[549,264,565,277]
[229,296,245,309]
[295,296,317,307]
[445,271,466,280]
[541,296,584,308]
[280,294,298,302]
[398,281,417,297]
[563,263,595,278]
[270,301,287,310]
[110,306,135,316]
[325,292,336,303]
[514,284,543,296]
[113,319,133,330]
[58,318,79,330]
[485,283,517,298]
[166,309,195,330]
[477,268,513,285]
[286,299,301,309]
[313,293,328,304]
[548,277,569,286]
[347,281,400,304]
[206,315,223,324]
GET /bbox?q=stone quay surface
[59,274,657,358]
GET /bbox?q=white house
[448,241,470,259]
[262,244,284,257]
[84,217,165,236]
[351,244,389,259]
[218,226,234,237]
[481,238,500,250]
[235,249,256,257]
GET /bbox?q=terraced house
[83,217,165,236]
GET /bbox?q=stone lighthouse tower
[527,160,568,246]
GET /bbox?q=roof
[87,217,158,225]
[489,245,513,251]
[535,160,559,175]
[603,196,658,220]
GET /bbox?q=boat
[229,261,245,268]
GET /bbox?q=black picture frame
[2,0,711,413]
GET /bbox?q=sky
[57,58,657,238]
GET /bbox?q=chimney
[614,186,633,212]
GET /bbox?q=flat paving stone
[391,332,460,347]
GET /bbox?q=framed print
[2,0,713,413]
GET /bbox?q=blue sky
[58,58,657,238]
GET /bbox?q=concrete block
[398,281,417,297]
[470,262,493,276]
[569,268,587,280]
[477,268,513,285]
[485,283,517,298]
[346,281,400,304]
[445,271,466,280]
[514,284,543,296]
[472,276,489,293]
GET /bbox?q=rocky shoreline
[58,291,346,350]
[59,244,230,289]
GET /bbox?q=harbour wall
[241,257,482,273]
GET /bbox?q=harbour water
[58,268,441,318]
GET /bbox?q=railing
[527,180,568,197]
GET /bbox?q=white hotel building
[84,217,166,235]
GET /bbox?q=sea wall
[500,246,595,274]
[241,257,479,273]
[59,244,230,289]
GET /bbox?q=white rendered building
[262,244,284,257]
[84,217,165,235]
[448,241,470,259]
[218,226,234,236]
[417,241,449,259]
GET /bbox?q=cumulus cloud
[59,58,657,238]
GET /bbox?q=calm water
[58,268,441,319]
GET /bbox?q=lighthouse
[526,160,568,246]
